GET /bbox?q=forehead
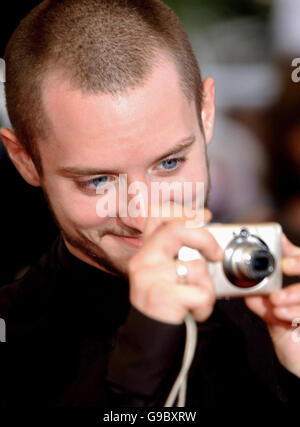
[40,57,199,166]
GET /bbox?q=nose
[117,175,149,234]
[118,211,146,234]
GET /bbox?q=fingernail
[283,258,296,269]
[274,290,287,301]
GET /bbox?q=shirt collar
[51,233,129,289]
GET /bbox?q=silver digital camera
[178,222,282,298]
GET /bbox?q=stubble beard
[42,187,129,279]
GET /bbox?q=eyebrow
[56,134,196,177]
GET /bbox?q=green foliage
[163,0,270,28]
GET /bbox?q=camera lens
[223,229,276,288]
[251,250,274,273]
[252,253,269,271]
[238,248,275,281]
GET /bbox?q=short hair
[4,0,204,176]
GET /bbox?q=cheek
[67,196,106,228]
[45,179,107,228]
[183,153,208,187]
[187,164,207,183]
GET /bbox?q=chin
[103,234,140,251]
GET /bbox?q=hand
[128,206,224,324]
[245,233,300,378]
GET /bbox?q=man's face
[38,57,213,278]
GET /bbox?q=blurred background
[0,0,299,284]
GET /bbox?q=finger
[140,220,224,266]
[137,258,213,287]
[173,284,215,322]
[244,295,279,324]
[174,259,216,323]
[142,279,215,324]
[272,304,300,322]
[143,204,212,241]
[270,284,300,306]
[130,258,214,297]
[176,260,216,317]
[281,255,300,276]
[175,259,211,285]
[282,233,300,257]
[133,258,216,319]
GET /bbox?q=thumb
[244,295,278,324]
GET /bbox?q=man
[0,0,300,408]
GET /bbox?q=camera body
[178,222,282,298]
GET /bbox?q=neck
[63,238,120,277]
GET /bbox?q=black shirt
[0,233,299,407]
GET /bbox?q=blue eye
[158,157,186,172]
[90,176,109,188]
[77,175,112,193]
[161,158,179,170]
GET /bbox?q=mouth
[111,234,143,248]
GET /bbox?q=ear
[201,77,215,145]
[0,127,41,187]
